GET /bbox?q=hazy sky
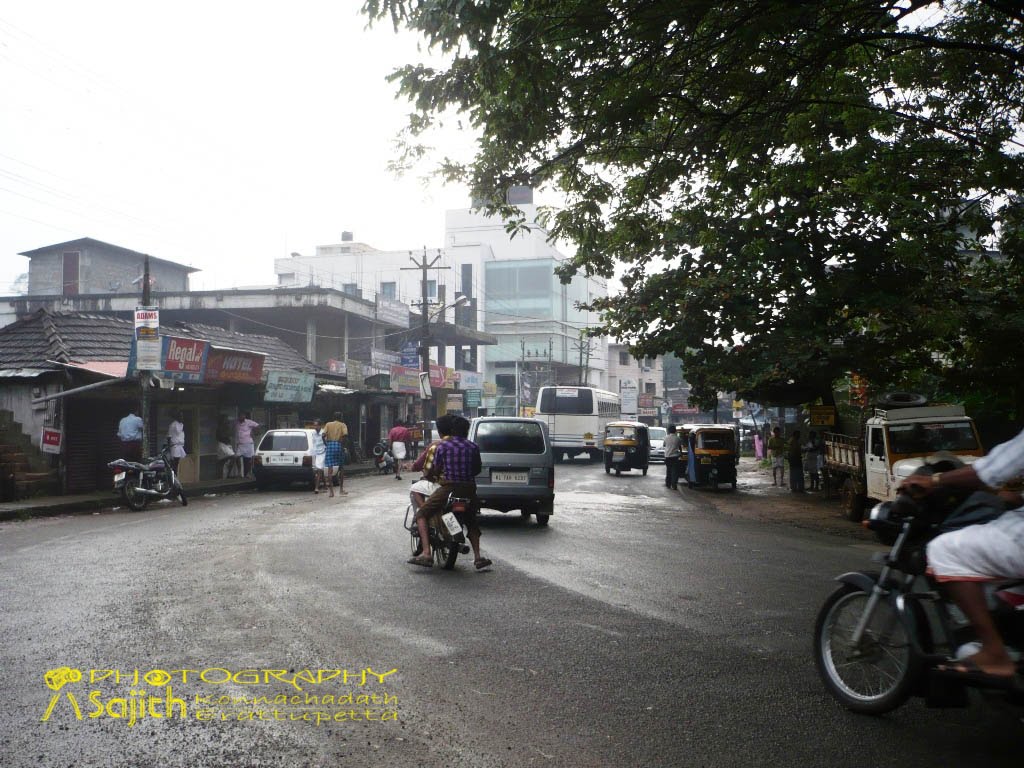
[0,1,489,294]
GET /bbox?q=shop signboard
[161,336,209,383]
[327,358,347,376]
[463,389,482,408]
[446,393,464,412]
[134,305,161,371]
[400,342,419,367]
[389,365,421,395]
[375,297,411,328]
[620,380,638,414]
[809,405,837,426]
[639,394,654,408]
[264,371,316,403]
[205,348,265,385]
[41,427,62,454]
[429,364,456,389]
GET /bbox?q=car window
[475,421,546,454]
[259,432,310,452]
[649,428,667,440]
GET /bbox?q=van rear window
[475,422,546,454]
[259,433,309,452]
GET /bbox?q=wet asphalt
[0,460,1021,767]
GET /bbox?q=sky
[0,1,494,294]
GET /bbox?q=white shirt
[168,420,186,459]
[974,427,1024,509]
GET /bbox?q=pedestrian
[235,412,261,478]
[663,424,681,490]
[117,408,144,462]
[788,430,805,492]
[388,419,412,481]
[321,411,349,497]
[167,410,186,472]
[310,418,326,494]
[767,426,786,486]
[803,430,823,491]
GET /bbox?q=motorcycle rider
[900,427,1024,684]
[407,414,491,571]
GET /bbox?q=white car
[648,426,667,463]
[253,428,319,490]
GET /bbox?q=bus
[534,386,622,461]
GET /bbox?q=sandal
[474,558,493,570]
[407,555,433,568]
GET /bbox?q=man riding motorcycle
[900,427,1024,686]
[406,414,492,571]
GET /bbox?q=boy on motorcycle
[900,427,1024,685]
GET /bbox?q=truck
[824,403,985,521]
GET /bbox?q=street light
[420,294,471,445]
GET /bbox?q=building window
[618,351,630,366]
[342,283,359,296]
[426,280,437,299]
[380,282,396,300]
[62,251,80,296]
[645,382,657,394]
[461,264,473,298]
[643,357,654,369]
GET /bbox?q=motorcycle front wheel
[121,476,148,511]
[814,583,920,714]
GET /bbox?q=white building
[607,342,665,424]
[274,195,609,414]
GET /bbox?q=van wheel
[535,514,550,527]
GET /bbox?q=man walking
[321,412,349,497]
[767,427,786,486]
[663,425,681,490]
[388,420,412,481]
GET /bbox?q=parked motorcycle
[403,491,472,570]
[814,460,1024,714]
[373,440,395,475]
[108,440,188,511]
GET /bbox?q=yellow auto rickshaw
[603,421,650,476]
[684,424,738,490]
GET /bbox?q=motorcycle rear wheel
[814,583,920,714]
[432,529,459,570]
[121,476,148,511]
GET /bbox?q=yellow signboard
[809,405,837,426]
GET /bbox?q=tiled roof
[0,309,323,375]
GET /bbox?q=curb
[0,464,382,522]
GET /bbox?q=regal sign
[160,336,209,383]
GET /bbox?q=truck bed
[824,432,861,473]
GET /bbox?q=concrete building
[607,343,665,424]
[274,195,609,414]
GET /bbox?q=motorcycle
[373,442,395,475]
[403,491,472,570]
[813,460,1024,714]
[107,440,188,511]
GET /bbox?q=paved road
[0,461,1020,767]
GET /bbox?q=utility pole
[402,248,448,444]
[571,330,593,386]
[140,256,151,454]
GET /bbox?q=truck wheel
[840,478,866,522]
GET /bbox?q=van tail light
[548,467,555,490]
[451,501,467,513]
[302,455,312,467]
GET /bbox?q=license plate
[267,455,296,464]
[492,471,528,484]
[612,452,625,460]
[113,471,126,484]
[441,512,463,536]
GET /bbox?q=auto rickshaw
[603,421,650,476]
[684,424,738,489]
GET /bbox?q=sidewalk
[0,460,383,522]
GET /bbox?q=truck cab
[826,405,984,520]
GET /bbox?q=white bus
[534,386,622,461]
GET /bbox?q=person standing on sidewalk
[767,427,786,486]
[235,413,261,478]
[321,412,349,497]
[117,409,144,462]
[663,425,681,490]
[803,431,824,491]
[788,430,805,492]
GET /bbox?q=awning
[52,360,129,378]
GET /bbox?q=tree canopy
[363,1,1024,415]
